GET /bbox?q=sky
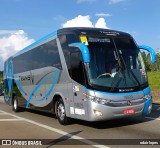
[0,0,160,70]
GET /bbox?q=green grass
[148,72,160,90]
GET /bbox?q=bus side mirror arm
[138,45,156,64]
[69,42,90,63]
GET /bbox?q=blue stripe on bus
[142,87,152,115]
[143,87,150,95]
[4,59,13,102]
[76,81,150,97]
[93,89,143,96]
[26,69,59,108]
[4,96,10,103]
[143,97,152,115]
[14,31,57,57]
[94,86,150,96]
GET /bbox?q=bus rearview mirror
[69,42,90,63]
[138,45,156,64]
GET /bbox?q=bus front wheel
[55,98,70,125]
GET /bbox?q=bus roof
[57,27,132,38]
[13,27,132,58]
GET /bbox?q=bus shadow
[25,108,56,118]
[46,131,83,147]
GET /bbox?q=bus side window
[70,51,86,86]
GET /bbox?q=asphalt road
[0,96,160,148]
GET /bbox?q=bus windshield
[85,36,147,92]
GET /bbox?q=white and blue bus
[4,27,156,125]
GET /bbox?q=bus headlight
[86,95,110,105]
[94,110,103,116]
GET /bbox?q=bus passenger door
[70,51,88,120]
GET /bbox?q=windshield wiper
[127,68,141,86]
[110,49,141,92]
[110,50,126,92]
[119,50,141,87]
[110,70,122,92]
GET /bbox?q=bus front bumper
[87,97,152,121]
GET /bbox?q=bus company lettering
[19,75,31,81]
[119,88,134,92]
[100,31,120,36]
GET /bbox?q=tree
[156,53,160,71]
[0,71,3,89]
[141,51,149,70]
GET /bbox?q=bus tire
[55,98,70,125]
[12,97,19,112]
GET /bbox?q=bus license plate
[123,108,135,115]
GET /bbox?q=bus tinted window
[59,34,78,47]
[114,38,137,49]
[32,44,46,70]
[13,51,32,74]
[70,51,86,86]
[59,34,79,77]
[13,39,62,74]
[45,40,62,69]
